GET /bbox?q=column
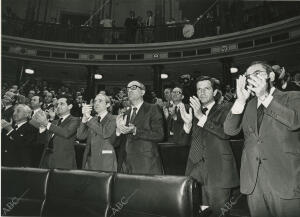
[220,57,233,87]
[86,66,97,101]
[152,65,164,98]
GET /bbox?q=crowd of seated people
[1,63,300,217]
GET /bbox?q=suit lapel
[207,103,218,120]
[132,103,145,126]
[60,115,72,128]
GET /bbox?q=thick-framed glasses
[245,70,267,78]
[172,91,182,95]
[126,85,142,91]
[197,87,212,92]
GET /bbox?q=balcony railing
[3,8,300,45]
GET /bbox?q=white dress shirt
[231,87,275,114]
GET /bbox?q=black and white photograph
[1,0,300,216]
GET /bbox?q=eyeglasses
[172,91,182,95]
[245,70,267,78]
[126,85,142,91]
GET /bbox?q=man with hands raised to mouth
[77,94,117,172]
[116,80,164,175]
[180,76,239,217]
[224,61,300,217]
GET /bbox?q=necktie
[129,107,137,124]
[97,116,101,123]
[201,107,208,115]
[48,118,63,150]
[257,105,264,131]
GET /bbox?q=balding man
[116,81,164,174]
[77,94,117,172]
[2,104,38,167]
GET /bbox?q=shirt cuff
[183,123,192,134]
[132,127,137,135]
[231,100,246,114]
[39,127,46,133]
[116,128,121,136]
[197,115,207,127]
[261,95,274,108]
[46,123,51,130]
[82,116,92,123]
[6,130,13,136]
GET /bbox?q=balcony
[2,16,300,66]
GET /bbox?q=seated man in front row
[77,94,117,172]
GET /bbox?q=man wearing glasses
[165,86,190,146]
[180,76,239,217]
[116,81,164,174]
[224,61,300,217]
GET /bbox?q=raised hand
[189,96,203,120]
[236,75,251,103]
[82,103,92,121]
[34,110,48,127]
[247,74,268,99]
[179,105,192,125]
[162,106,169,119]
[116,114,127,130]
[1,119,12,131]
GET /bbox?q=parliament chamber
[1,0,300,217]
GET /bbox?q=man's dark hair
[249,61,274,75]
[195,76,218,91]
[58,95,73,105]
[249,61,279,86]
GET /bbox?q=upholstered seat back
[2,167,49,216]
[41,169,113,217]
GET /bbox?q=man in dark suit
[71,95,83,117]
[166,86,190,146]
[42,92,54,111]
[2,104,38,167]
[224,61,300,217]
[32,96,80,169]
[180,76,239,217]
[1,93,14,122]
[124,11,137,43]
[77,94,117,172]
[116,80,164,175]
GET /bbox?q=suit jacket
[186,103,239,188]
[224,89,300,199]
[2,106,14,122]
[41,115,80,169]
[77,113,117,172]
[2,121,38,167]
[167,103,191,146]
[118,102,164,174]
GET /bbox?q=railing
[3,8,300,44]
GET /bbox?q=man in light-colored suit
[116,81,164,175]
[33,96,80,169]
[224,61,300,217]
[77,94,117,172]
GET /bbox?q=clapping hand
[33,110,48,127]
[246,74,268,100]
[179,104,193,125]
[1,119,13,131]
[45,108,56,121]
[116,114,135,134]
[189,96,204,120]
[236,75,251,104]
[82,103,92,122]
